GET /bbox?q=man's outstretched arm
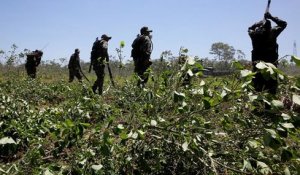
[265,12,287,36]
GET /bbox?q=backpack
[91,40,100,64]
[131,35,145,59]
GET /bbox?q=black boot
[92,85,97,94]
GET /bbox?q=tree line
[1,42,299,79]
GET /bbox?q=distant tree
[209,42,235,62]
[160,50,173,62]
[6,44,18,66]
[236,49,246,60]
[59,57,67,66]
[201,57,214,67]
[1,44,28,66]
[0,49,4,64]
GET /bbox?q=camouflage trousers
[69,69,82,82]
[134,58,152,87]
[92,65,105,94]
[25,64,37,79]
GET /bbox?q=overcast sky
[1,0,299,63]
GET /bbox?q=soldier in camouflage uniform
[248,12,287,94]
[131,26,153,87]
[68,48,82,82]
[90,34,111,95]
[25,50,43,78]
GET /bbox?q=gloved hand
[264,12,272,19]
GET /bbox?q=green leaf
[65,119,74,127]
[256,62,268,70]
[278,73,285,80]
[232,61,244,70]
[296,78,300,88]
[120,41,125,48]
[221,90,227,98]
[120,131,128,140]
[174,91,185,103]
[91,164,103,171]
[247,140,259,149]
[187,69,193,76]
[265,129,277,138]
[281,149,293,162]
[195,62,204,70]
[0,137,16,145]
[263,129,281,150]
[257,161,272,175]
[291,55,300,67]
[191,88,204,95]
[182,141,189,152]
[137,130,145,139]
[273,67,286,78]
[100,144,110,156]
[200,80,205,86]
[249,95,258,102]
[0,168,6,173]
[281,113,291,120]
[280,123,295,129]
[277,127,288,138]
[263,99,271,106]
[150,120,157,126]
[240,69,254,78]
[284,167,291,175]
[242,159,253,172]
[292,94,300,105]
[187,56,195,65]
[127,130,136,139]
[48,164,61,171]
[80,123,91,128]
[114,124,125,135]
[44,169,54,175]
[117,124,124,130]
[265,62,277,69]
[103,131,110,142]
[79,159,87,165]
[271,100,284,108]
[204,122,211,129]
[88,149,95,156]
[195,70,203,77]
[203,98,211,109]
[205,132,213,139]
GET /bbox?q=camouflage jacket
[26,51,42,67]
[248,17,287,63]
[91,39,109,67]
[131,35,153,60]
[68,53,81,70]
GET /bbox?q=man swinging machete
[248,0,287,95]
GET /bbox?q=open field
[0,57,300,175]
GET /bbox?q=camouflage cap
[140,26,153,34]
[101,34,112,40]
